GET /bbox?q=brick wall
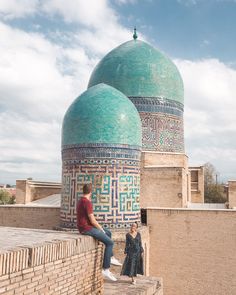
[0,206,60,229]
[228,181,236,208]
[0,235,103,295]
[147,208,236,295]
[140,152,189,208]
[141,167,187,208]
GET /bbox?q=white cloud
[0,21,95,184]
[42,0,116,28]
[0,1,137,184]
[0,0,39,19]
[175,58,236,181]
[0,22,78,121]
[114,0,137,5]
[41,0,134,55]
[0,0,235,185]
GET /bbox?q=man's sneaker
[102,269,117,281]
[111,256,122,266]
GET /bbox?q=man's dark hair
[83,183,92,194]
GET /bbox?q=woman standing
[120,222,144,284]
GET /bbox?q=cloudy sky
[0,0,235,184]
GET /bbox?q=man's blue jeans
[83,228,114,269]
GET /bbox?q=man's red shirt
[76,197,93,233]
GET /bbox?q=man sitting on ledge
[76,183,121,281]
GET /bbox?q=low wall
[187,202,226,209]
[16,180,61,204]
[228,181,236,208]
[0,229,103,295]
[147,208,236,295]
[0,206,60,229]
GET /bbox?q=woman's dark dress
[120,232,144,277]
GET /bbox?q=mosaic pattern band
[62,143,141,163]
[140,112,184,152]
[129,97,184,116]
[129,97,184,152]
[61,146,141,229]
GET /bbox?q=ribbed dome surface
[62,83,142,147]
[88,40,184,104]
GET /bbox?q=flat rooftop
[0,226,78,253]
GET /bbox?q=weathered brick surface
[228,181,236,208]
[147,208,236,295]
[140,152,189,208]
[0,229,103,295]
[0,206,60,229]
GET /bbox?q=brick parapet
[0,235,103,295]
[0,206,60,230]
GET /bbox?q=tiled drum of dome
[61,144,141,228]
[61,84,142,229]
[130,97,184,152]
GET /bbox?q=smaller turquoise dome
[62,84,142,147]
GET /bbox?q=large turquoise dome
[88,40,184,104]
[62,83,142,147]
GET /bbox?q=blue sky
[113,0,236,63]
[0,0,236,184]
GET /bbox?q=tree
[0,190,15,204]
[204,162,227,203]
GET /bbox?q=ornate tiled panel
[61,144,141,229]
[130,97,184,152]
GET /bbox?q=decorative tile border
[61,145,141,229]
[129,96,184,152]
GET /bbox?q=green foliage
[0,189,15,204]
[205,184,226,203]
[204,162,227,203]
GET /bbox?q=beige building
[228,180,236,208]
[140,152,189,208]
[16,179,61,204]
[189,166,204,203]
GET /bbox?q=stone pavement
[104,275,163,295]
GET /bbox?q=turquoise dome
[62,83,142,147]
[88,40,184,104]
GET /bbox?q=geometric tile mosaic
[61,145,141,229]
[129,97,184,152]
